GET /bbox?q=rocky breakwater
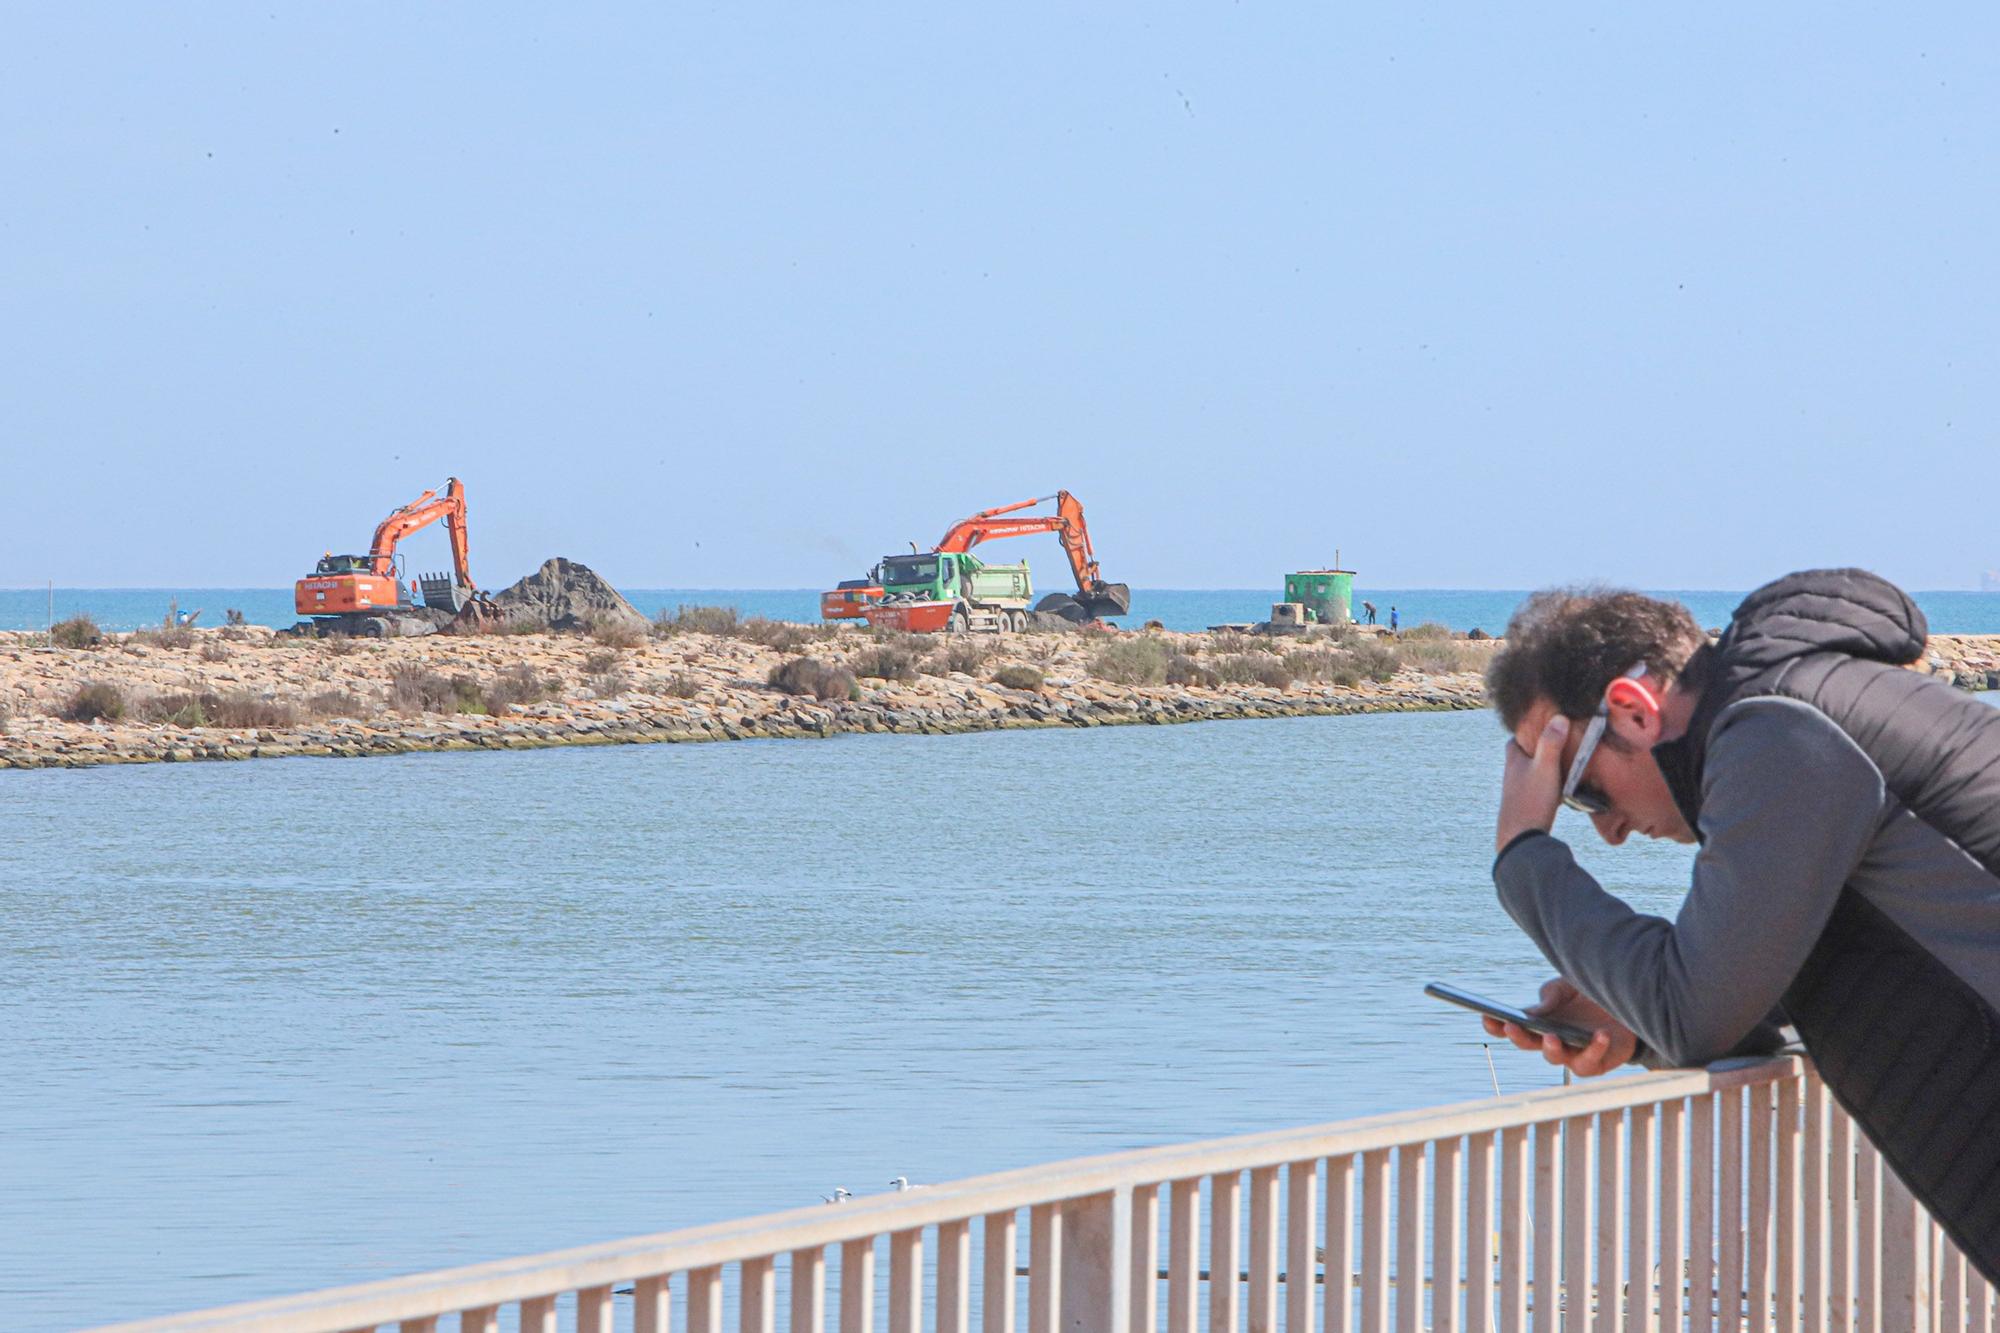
[1922,634,2000,691]
[0,614,1496,771]
[5,614,1992,773]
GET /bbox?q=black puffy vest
[1650,569,2000,1286]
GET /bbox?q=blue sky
[2,6,1995,591]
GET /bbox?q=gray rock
[491,558,649,633]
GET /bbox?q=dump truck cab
[864,551,1035,633]
[878,552,1031,606]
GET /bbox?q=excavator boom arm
[928,490,1123,614]
[367,477,475,590]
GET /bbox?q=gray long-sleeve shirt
[1494,696,2000,1069]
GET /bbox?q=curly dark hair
[1486,587,1706,731]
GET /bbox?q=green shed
[1284,569,1355,625]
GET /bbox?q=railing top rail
[85,1056,1803,1333]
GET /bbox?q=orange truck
[293,477,494,636]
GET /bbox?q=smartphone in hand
[1424,982,1596,1049]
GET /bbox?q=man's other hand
[1479,977,1638,1077]
[1496,713,1568,853]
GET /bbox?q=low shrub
[208,692,302,729]
[1090,637,1171,685]
[1211,653,1294,689]
[1400,621,1454,641]
[485,663,556,714]
[850,645,920,682]
[927,640,994,676]
[130,624,195,650]
[1394,637,1484,674]
[1166,653,1221,688]
[1281,649,1361,687]
[304,689,371,719]
[655,605,739,637]
[61,681,126,722]
[992,663,1045,691]
[587,615,646,649]
[1015,634,1059,664]
[589,670,631,698]
[51,615,102,649]
[199,642,231,663]
[389,666,461,715]
[1348,640,1401,682]
[583,649,620,675]
[1201,630,1257,656]
[663,672,703,699]
[766,657,855,702]
[139,692,211,728]
[320,634,358,656]
[739,617,804,650]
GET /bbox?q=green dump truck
[864,552,1035,633]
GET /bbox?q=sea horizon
[5,584,1999,636]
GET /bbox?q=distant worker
[1362,600,1377,625]
[1389,606,1399,635]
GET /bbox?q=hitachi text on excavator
[822,491,1131,633]
[292,477,500,637]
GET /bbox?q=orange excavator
[822,490,1130,628]
[293,477,497,636]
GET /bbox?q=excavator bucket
[418,573,471,614]
[1078,582,1131,620]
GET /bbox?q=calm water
[7,585,2000,635]
[0,710,1707,1329]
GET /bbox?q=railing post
[1879,1168,1930,1333]
[1169,1179,1202,1333]
[986,1210,1019,1333]
[889,1231,922,1333]
[1214,1171,1244,1333]
[1287,1159,1321,1333]
[632,1279,669,1333]
[1250,1166,1281,1333]
[1535,1124,1561,1333]
[1721,1089,1745,1333]
[1132,1185,1160,1333]
[1326,1154,1358,1333]
[793,1249,827,1333]
[1059,1188,1130,1333]
[1563,1115,1592,1333]
[938,1221,971,1333]
[1031,1202,1063,1333]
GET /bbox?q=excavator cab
[314,554,375,576]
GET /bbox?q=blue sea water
[0,710,1700,1329]
[6,585,2000,635]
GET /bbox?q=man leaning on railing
[1469,568,2000,1287]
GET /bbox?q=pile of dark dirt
[491,558,649,632]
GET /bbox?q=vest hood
[1653,568,1929,837]
[1719,568,1927,672]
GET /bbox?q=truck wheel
[1012,611,1030,633]
[948,610,969,634]
[360,617,390,639]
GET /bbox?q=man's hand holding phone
[1483,977,1638,1077]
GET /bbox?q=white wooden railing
[88,1057,1996,1333]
